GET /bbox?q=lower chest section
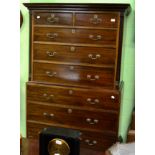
[26,82,120,152]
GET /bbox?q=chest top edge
[23,3,131,16]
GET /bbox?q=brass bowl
[48,138,70,155]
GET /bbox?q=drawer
[27,103,118,132]
[27,123,42,139]
[27,121,117,151]
[27,82,120,110]
[33,12,73,26]
[79,130,117,151]
[33,43,116,66]
[75,13,119,28]
[33,62,115,87]
[34,27,117,46]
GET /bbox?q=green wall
[20,0,30,137]
[20,0,135,141]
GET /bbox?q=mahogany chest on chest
[24,3,130,152]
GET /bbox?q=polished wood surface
[21,138,106,155]
[24,3,130,153]
[34,27,117,45]
[75,12,119,28]
[33,43,116,66]
[27,102,118,132]
[33,12,73,26]
[27,121,117,151]
[27,82,120,110]
[33,11,119,28]
[23,3,131,15]
[33,62,115,87]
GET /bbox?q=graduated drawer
[27,121,117,151]
[33,43,116,66]
[27,82,120,110]
[34,27,117,46]
[33,62,114,87]
[75,12,119,28]
[27,102,118,132]
[33,12,73,26]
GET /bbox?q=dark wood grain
[34,27,117,45]
[33,43,116,66]
[27,102,118,132]
[27,122,117,151]
[24,3,130,152]
[27,82,120,110]
[23,3,131,15]
[127,130,135,142]
[75,12,119,28]
[33,12,73,26]
[116,15,124,82]
[131,111,135,130]
[33,62,115,87]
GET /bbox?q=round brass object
[48,138,70,155]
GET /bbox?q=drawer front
[33,43,116,66]
[27,121,117,151]
[27,103,118,132]
[75,13,119,28]
[33,62,114,87]
[27,122,42,139]
[79,130,117,151]
[33,12,73,26]
[27,83,120,110]
[34,27,117,45]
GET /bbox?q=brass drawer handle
[43,93,54,100]
[67,108,73,114]
[46,51,57,57]
[89,34,102,41]
[90,14,102,25]
[46,71,57,77]
[87,98,99,105]
[68,90,73,95]
[70,46,76,52]
[43,112,54,118]
[71,29,76,34]
[28,135,33,138]
[43,112,48,116]
[86,118,99,125]
[46,33,58,39]
[87,75,99,81]
[69,66,74,70]
[49,113,54,117]
[47,14,59,23]
[88,54,101,60]
[85,139,97,146]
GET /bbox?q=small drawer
[27,121,47,139]
[33,12,73,26]
[27,121,117,151]
[33,62,115,88]
[79,130,117,151]
[33,43,116,66]
[34,27,117,46]
[27,82,120,110]
[27,103,118,132]
[75,13,119,28]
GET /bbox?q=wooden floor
[21,138,106,155]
